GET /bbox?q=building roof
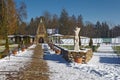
[51,34,64,37]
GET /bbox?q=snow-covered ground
[0,44,36,79]
[43,44,120,80]
[0,43,120,80]
[97,44,114,52]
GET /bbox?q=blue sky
[16,0,120,25]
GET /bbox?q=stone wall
[48,43,93,63]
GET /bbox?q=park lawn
[113,46,120,55]
[59,45,99,52]
[0,44,18,53]
[85,45,99,52]
[0,44,18,58]
[60,45,74,50]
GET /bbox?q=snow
[0,44,36,79]
[43,43,120,80]
[97,44,114,52]
[0,43,120,80]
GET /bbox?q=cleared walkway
[97,44,114,53]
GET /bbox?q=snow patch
[0,44,36,79]
[44,43,120,80]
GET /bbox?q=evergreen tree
[111,25,120,37]
[59,9,69,35]
[85,22,95,37]
[101,22,109,38]
[77,15,84,35]
[43,11,51,29]
[89,38,93,47]
[95,21,101,38]
[51,14,59,29]
[67,15,77,35]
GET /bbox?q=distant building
[34,16,47,44]
[47,28,59,35]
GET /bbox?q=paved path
[97,44,114,53]
[20,44,49,80]
[6,44,49,80]
[91,44,120,64]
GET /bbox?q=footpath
[19,44,49,80]
[6,44,49,80]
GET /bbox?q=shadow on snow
[99,56,120,64]
[44,52,68,64]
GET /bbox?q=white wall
[61,38,120,45]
